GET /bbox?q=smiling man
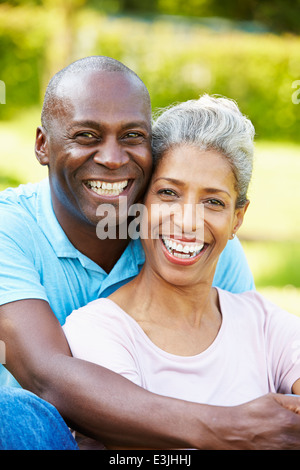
[1,56,299,450]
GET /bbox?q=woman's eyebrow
[153,178,231,197]
[203,187,232,198]
[153,177,185,186]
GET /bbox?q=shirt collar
[37,179,80,258]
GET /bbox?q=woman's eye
[158,189,177,197]
[206,198,225,207]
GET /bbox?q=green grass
[0,107,47,190]
[242,241,300,317]
[242,241,300,288]
[239,140,300,241]
[1,110,300,316]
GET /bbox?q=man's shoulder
[0,179,46,205]
[0,179,48,215]
[214,237,255,293]
[0,180,48,236]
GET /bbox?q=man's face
[37,70,152,231]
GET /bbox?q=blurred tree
[87,0,300,33]
[41,0,88,86]
[209,0,300,34]
[254,0,300,34]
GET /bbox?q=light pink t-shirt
[63,288,300,406]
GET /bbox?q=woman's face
[141,144,248,287]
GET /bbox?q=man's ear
[35,126,49,166]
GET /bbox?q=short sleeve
[63,300,142,387]
[0,206,48,306]
[213,237,255,293]
[263,296,300,393]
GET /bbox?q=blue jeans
[0,387,78,450]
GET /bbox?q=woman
[63,94,300,439]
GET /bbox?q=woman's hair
[151,94,255,208]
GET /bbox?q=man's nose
[93,139,130,169]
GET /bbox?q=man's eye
[74,132,99,144]
[126,132,140,138]
[78,132,94,138]
[123,132,145,143]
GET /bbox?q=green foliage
[88,17,300,142]
[0,2,299,137]
[0,173,21,191]
[243,241,300,289]
[89,0,300,34]
[1,6,300,141]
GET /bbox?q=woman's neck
[109,264,222,356]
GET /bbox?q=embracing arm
[2,299,300,450]
[293,379,300,395]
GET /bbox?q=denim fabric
[0,387,78,450]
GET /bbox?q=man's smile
[84,179,129,197]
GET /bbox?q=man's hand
[209,393,300,450]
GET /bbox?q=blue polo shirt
[0,179,254,386]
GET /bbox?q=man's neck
[52,202,130,273]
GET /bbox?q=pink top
[63,288,300,406]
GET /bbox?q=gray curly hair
[151,94,255,208]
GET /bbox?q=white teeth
[162,236,204,258]
[86,180,128,196]
[173,253,191,259]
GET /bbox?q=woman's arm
[2,299,300,449]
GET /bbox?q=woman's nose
[181,203,204,237]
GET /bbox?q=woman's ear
[35,126,49,166]
[230,200,250,239]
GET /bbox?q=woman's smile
[160,235,208,266]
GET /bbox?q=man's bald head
[41,56,151,131]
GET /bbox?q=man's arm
[2,298,300,450]
[293,379,300,395]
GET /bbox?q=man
[0,56,300,450]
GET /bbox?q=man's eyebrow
[67,120,150,132]
[67,120,102,130]
[121,121,151,131]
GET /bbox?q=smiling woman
[62,94,300,449]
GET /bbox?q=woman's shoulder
[217,287,300,329]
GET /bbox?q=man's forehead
[56,69,146,101]
[49,70,151,127]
